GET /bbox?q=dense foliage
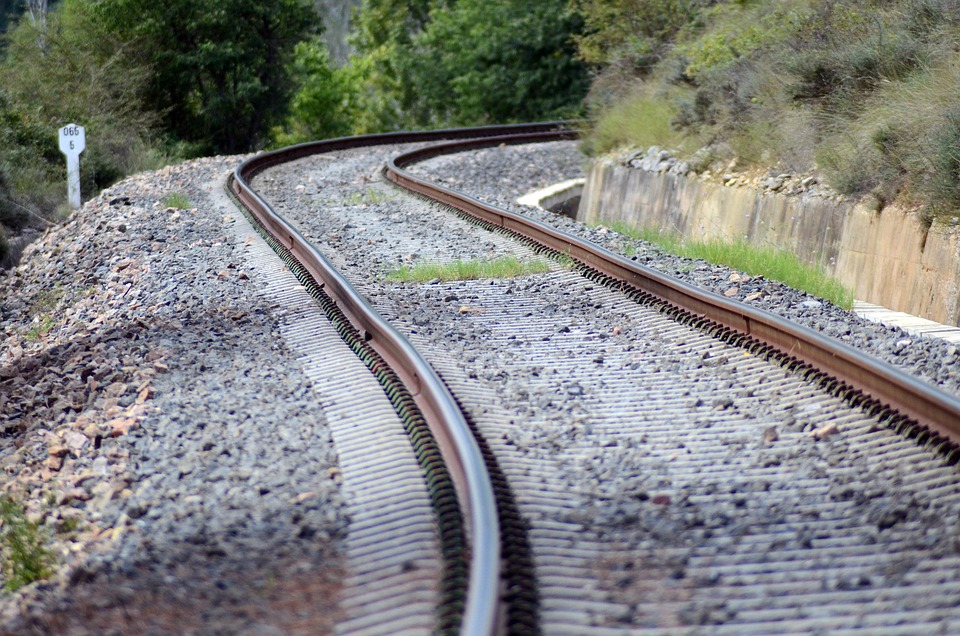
[5,0,960,257]
[413,0,589,126]
[3,0,960,266]
[271,37,355,145]
[344,0,589,132]
[0,0,591,261]
[0,0,156,245]
[571,0,712,69]
[0,0,323,262]
[93,0,320,155]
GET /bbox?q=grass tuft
[23,285,64,341]
[161,192,191,210]
[346,188,392,206]
[25,315,57,342]
[0,497,53,591]
[387,256,552,283]
[584,90,693,157]
[608,222,854,310]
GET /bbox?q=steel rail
[384,131,960,447]
[228,125,579,636]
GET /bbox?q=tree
[24,0,47,30]
[93,0,320,154]
[313,0,362,65]
[345,0,448,131]
[271,37,355,144]
[348,0,588,130]
[411,0,590,126]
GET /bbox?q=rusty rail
[384,132,960,447]
[229,121,960,634]
[228,124,574,636]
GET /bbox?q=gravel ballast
[1,134,959,633]
[0,158,347,634]
[408,141,960,397]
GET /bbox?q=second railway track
[231,125,960,634]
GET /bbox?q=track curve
[229,125,574,636]
[228,123,960,634]
[383,131,960,448]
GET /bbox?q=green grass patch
[388,256,552,283]
[161,192,191,210]
[346,188,392,206]
[607,221,683,251]
[0,497,53,592]
[681,240,852,309]
[28,285,64,315]
[25,314,57,342]
[605,222,853,309]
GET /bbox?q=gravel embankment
[0,157,347,634]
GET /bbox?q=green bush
[414,0,589,125]
[585,89,691,156]
[0,225,8,266]
[787,34,925,107]
[0,91,64,225]
[348,0,589,131]
[271,37,355,146]
[0,158,32,233]
[93,0,319,154]
[571,0,712,68]
[928,109,960,214]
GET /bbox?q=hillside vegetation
[3,0,958,266]
[576,0,960,224]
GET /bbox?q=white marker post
[58,123,85,209]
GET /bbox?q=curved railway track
[228,124,960,634]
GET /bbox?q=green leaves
[348,0,589,131]
[96,0,320,153]
[271,37,354,145]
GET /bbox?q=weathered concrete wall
[581,157,960,325]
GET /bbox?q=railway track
[229,124,960,634]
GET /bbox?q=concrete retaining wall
[581,157,960,326]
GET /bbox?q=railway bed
[1,126,960,634]
[238,127,960,634]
